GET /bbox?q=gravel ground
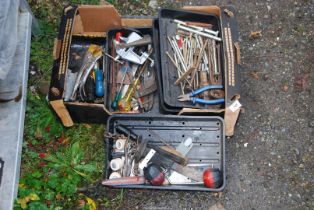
[103,0,314,209]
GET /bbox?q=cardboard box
[176,6,242,136]
[48,4,153,126]
[48,4,241,136]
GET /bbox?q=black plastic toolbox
[105,27,160,114]
[157,9,225,110]
[104,115,226,191]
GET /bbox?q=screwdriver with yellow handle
[117,55,151,112]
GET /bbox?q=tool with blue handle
[94,63,104,97]
[177,85,225,105]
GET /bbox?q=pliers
[177,85,225,105]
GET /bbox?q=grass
[17,0,108,209]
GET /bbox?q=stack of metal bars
[166,19,224,104]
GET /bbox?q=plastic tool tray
[105,27,160,114]
[104,115,226,191]
[158,9,225,110]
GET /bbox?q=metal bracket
[176,137,193,156]
[139,149,156,169]
[167,171,193,184]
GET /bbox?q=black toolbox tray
[104,115,226,191]
[105,27,160,114]
[158,9,225,110]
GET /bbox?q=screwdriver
[117,59,149,112]
[111,65,130,110]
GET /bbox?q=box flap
[121,18,153,27]
[50,100,74,127]
[224,107,240,136]
[73,5,122,36]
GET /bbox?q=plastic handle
[95,69,104,97]
[192,98,225,105]
[111,92,122,111]
[191,85,224,97]
[115,32,122,42]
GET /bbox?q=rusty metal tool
[199,65,210,100]
[115,35,152,49]
[174,39,208,86]
[208,43,224,99]
[211,39,218,75]
[115,125,188,166]
[117,55,150,112]
[135,70,157,98]
[190,39,208,84]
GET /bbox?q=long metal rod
[174,19,219,36]
[178,24,221,41]
[168,36,188,72]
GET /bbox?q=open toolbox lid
[104,115,226,191]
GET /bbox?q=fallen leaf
[208,202,226,210]
[27,143,34,150]
[213,192,223,198]
[35,127,43,140]
[17,198,28,209]
[294,72,310,90]
[249,71,261,80]
[250,30,262,39]
[45,126,51,132]
[38,153,47,159]
[56,193,62,200]
[78,199,86,207]
[224,9,234,17]
[84,124,92,129]
[281,82,289,92]
[19,183,26,189]
[39,161,46,167]
[86,197,97,210]
[57,133,70,145]
[50,87,60,96]
[38,80,50,95]
[17,193,40,209]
